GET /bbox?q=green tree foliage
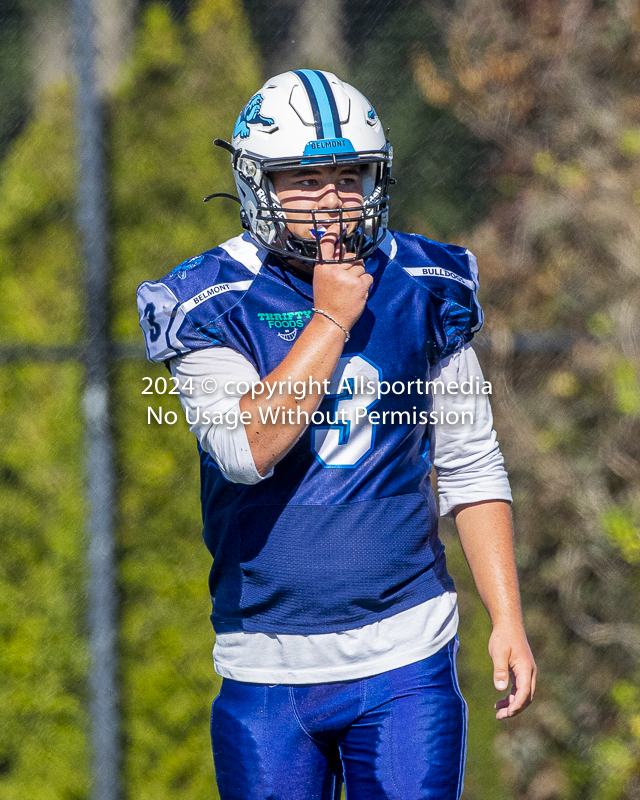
[0,85,88,800]
[0,0,30,161]
[242,0,498,242]
[411,1,640,797]
[0,1,258,796]
[344,0,497,243]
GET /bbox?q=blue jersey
[137,231,483,635]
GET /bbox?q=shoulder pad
[391,232,476,292]
[136,233,263,362]
[389,232,484,360]
[392,233,482,322]
[137,280,189,362]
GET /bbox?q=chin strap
[203,192,242,204]
[205,140,243,204]
[214,138,237,156]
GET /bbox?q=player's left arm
[432,344,535,718]
[451,499,536,719]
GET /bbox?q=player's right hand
[312,227,373,332]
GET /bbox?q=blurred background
[1,0,640,798]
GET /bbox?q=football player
[138,69,536,800]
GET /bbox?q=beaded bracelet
[312,308,350,342]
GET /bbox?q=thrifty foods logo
[257,310,312,328]
[257,309,313,341]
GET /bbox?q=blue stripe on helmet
[293,69,341,140]
[314,71,342,138]
[293,70,324,138]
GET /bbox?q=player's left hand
[488,624,536,719]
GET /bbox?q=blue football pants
[211,637,467,800]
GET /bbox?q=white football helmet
[213,70,393,265]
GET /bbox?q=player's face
[271,164,365,243]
